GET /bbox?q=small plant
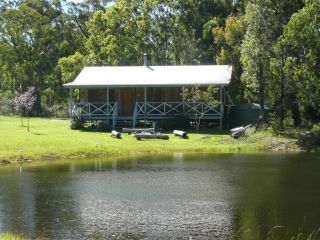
[70,118,84,130]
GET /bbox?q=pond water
[0,153,320,240]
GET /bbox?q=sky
[66,0,83,3]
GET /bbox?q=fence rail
[71,102,118,128]
[71,101,220,128]
[132,101,221,127]
[134,102,220,117]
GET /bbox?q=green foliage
[0,91,14,115]
[213,15,245,101]
[182,86,219,107]
[58,52,86,84]
[240,0,304,128]
[70,118,85,130]
[42,102,69,118]
[240,0,275,101]
[0,0,86,113]
[0,232,28,240]
[181,85,219,131]
[0,0,318,129]
[276,1,320,124]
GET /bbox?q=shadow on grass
[76,126,229,136]
[275,127,320,151]
[30,132,46,136]
[297,130,320,151]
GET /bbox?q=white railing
[71,102,118,119]
[133,102,220,118]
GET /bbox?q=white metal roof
[64,65,232,88]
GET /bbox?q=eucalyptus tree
[213,15,245,101]
[0,0,87,112]
[66,0,111,39]
[270,0,304,128]
[177,0,236,63]
[240,0,277,128]
[276,0,320,125]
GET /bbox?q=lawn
[0,116,299,162]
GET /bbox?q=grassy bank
[0,116,300,163]
[0,233,28,240]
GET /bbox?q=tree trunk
[291,102,301,127]
[256,64,268,131]
[278,52,285,130]
[35,92,42,116]
[27,110,30,132]
[20,113,24,127]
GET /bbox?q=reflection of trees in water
[232,154,320,240]
[0,165,81,239]
[1,154,319,239]
[0,168,36,236]
[32,164,80,238]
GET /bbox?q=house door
[118,88,135,116]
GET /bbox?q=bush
[41,103,69,118]
[0,91,14,115]
[48,103,69,118]
[70,118,84,129]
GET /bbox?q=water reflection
[0,153,319,239]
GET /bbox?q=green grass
[0,233,28,240]
[0,116,300,162]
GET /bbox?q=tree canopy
[0,0,318,127]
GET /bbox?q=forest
[0,0,319,129]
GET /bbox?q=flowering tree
[13,87,36,131]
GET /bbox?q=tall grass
[0,233,28,240]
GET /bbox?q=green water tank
[229,103,272,128]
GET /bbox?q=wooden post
[69,87,73,117]
[107,87,109,120]
[182,86,185,114]
[220,85,224,131]
[144,87,147,126]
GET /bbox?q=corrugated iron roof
[64,65,232,88]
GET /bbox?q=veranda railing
[132,102,221,127]
[71,102,118,128]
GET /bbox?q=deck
[71,101,223,128]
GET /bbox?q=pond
[0,153,320,240]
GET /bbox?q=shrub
[47,103,69,118]
[70,118,84,129]
[0,91,14,115]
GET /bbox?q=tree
[58,52,87,85]
[177,0,236,63]
[276,0,320,126]
[0,0,87,113]
[213,15,245,101]
[240,0,276,129]
[268,0,304,129]
[13,87,36,131]
[181,86,219,131]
